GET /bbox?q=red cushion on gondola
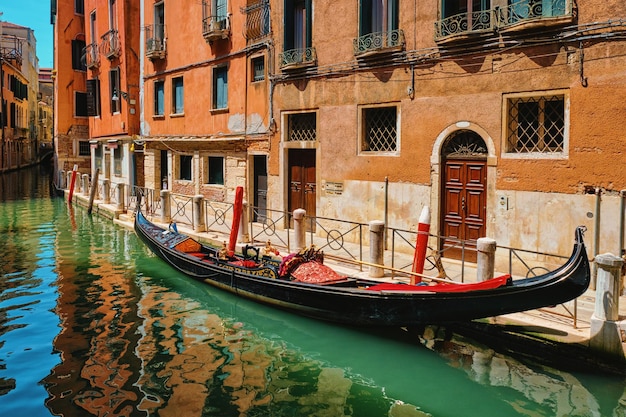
[367,274,511,293]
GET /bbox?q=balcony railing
[202,15,231,42]
[496,0,573,31]
[145,24,166,60]
[279,47,317,71]
[83,42,100,69]
[100,29,121,59]
[434,9,494,41]
[353,29,405,57]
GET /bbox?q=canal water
[0,166,625,417]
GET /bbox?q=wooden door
[441,158,487,261]
[288,149,316,228]
[253,155,268,222]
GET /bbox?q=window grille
[506,95,564,153]
[362,107,397,152]
[78,141,90,156]
[288,113,316,141]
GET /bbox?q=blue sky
[1,0,54,68]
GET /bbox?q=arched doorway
[440,130,488,262]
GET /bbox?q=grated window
[507,95,564,153]
[288,113,316,141]
[362,107,397,152]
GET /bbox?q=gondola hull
[134,210,591,326]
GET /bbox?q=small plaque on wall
[325,181,343,196]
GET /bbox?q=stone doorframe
[429,121,498,243]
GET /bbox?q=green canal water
[0,166,625,416]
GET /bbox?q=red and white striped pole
[228,186,244,257]
[411,206,430,284]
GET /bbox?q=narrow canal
[0,165,625,417]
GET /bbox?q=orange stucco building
[140,0,272,211]
[51,0,626,262]
[83,0,142,190]
[51,0,90,177]
[270,0,626,260]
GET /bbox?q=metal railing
[353,29,405,56]
[434,9,495,40]
[279,47,317,69]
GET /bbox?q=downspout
[615,190,626,257]
[139,0,145,138]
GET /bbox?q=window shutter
[359,0,372,36]
[86,79,100,117]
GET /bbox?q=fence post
[476,237,497,281]
[193,195,206,232]
[102,179,110,204]
[293,208,307,251]
[116,183,125,211]
[240,200,250,243]
[369,220,385,278]
[161,190,171,223]
[590,253,625,362]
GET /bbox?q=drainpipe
[616,190,626,257]
[592,187,602,289]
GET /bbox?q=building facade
[1,22,40,171]
[83,0,142,191]
[270,0,626,261]
[140,0,272,210]
[51,0,91,177]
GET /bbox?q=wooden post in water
[67,164,78,203]
[87,169,100,214]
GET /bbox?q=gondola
[134,207,591,326]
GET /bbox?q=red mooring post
[411,206,431,284]
[228,186,244,257]
[67,164,79,204]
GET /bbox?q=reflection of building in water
[43,217,143,416]
[420,326,605,417]
[133,282,427,417]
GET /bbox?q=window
[72,39,86,71]
[113,145,122,176]
[75,0,84,15]
[284,0,311,52]
[287,113,316,141]
[172,77,184,114]
[78,141,90,156]
[213,67,228,110]
[360,106,398,153]
[109,68,121,113]
[207,156,224,185]
[252,56,265,82]
[154,80,164,116]
[358,0,398,36]
[86,79,101,117]
[179,155,192,180]
[505,93,566,154]
[75,91,88,117]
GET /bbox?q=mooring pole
[87,169,100,214]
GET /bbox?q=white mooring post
[193,195,206,232]
[590,253,626,362]
[369,220,385,278]
[476,237,497,281]
[293,208,307,252]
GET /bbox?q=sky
[1,0,54,68]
